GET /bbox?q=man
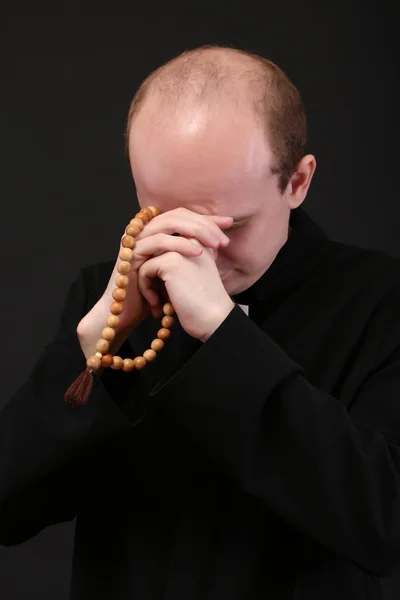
[1,45,399,599]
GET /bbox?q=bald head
[125,45,307,192]
[130,47,264,122]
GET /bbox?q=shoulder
[324,240,400,357]
[323,238,400,297]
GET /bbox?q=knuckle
[194,222,206,237]
[175,207,188,215]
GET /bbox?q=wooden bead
[112,287,126,302]
[101,354,114,367]
[133,356,147,370]
[157,328,171,341]
[161,316,174,328]
[129,217,144,231]
[87,355,101,370]
[163,302,175,316]
[143,349,157,362]
[122,358,135,372]
[151,338,164,351]
[107,314,120,328]
[148,206,160,217]
[110,302,123,315]
[110,356,124,369]
[102,327,116,341]
[119,247,133,261]
[136,211,150,224]
[117,261,131,274]
[115,274,129,288]
[78,209,176,385]
[141,207,154,219]
[96,339,110,353]
[126,224,141,237]
[122,235,136,249]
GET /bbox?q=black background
[1,5,399,598]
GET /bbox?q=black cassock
[1,207,400,599]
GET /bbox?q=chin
[220,269,248,295]
[222,275,240,296]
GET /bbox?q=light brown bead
[129,217,144,232]
[151,339,164,352]
[107,314,120,328]
[110,356,124,369]
[102,327,116,341]
[115,274,129,288]
[122,235,136,249]
[96,339,110,353]
[110,301,123,315]
[112,287,126,302]
[143,349,157,362]
[133,356,147,370]
[95,352,103,358]
[136,211,150,224]
[87,355,101,370]
[119,247,133,262]
[161,316,174,328]
[122,358,135,372]
[126,224,141,237]
[101,354,114,367]
[148,206,160,217]
[163,302,175,316]
[157,328,171,341]
[141,207,154,219]
[117,261,131,274]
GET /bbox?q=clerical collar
[231,206,330,319]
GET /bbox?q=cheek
[219,238,252,268]
[229,228,253,255]
[224,228,268,271]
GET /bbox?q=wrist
[200,300,235,343]
[77,298,131,360]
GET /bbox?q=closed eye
[226,222,242,232]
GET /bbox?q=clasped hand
[134,208,235,342]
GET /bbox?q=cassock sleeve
[0,267,143,546]
[149,301,400,577]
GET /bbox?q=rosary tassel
[64,367,94,406]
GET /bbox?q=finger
[137,255,167,306]
[148,278,167,318]
[202,215,234,228]
[158,279,170,304]
[149,278,168,310]
[175,207,233,226]
[150,304,164,319]
[136,214,231,248]
[133,233,203,262]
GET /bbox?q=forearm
[1,312,141,546]
[77,296,131,360]
[0,343,138,545]
[150,305,400,576]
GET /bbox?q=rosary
[64,205,174,406]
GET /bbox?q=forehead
[129,106,273,200]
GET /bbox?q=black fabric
[1,206,400,599]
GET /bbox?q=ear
[285,154,316,208]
